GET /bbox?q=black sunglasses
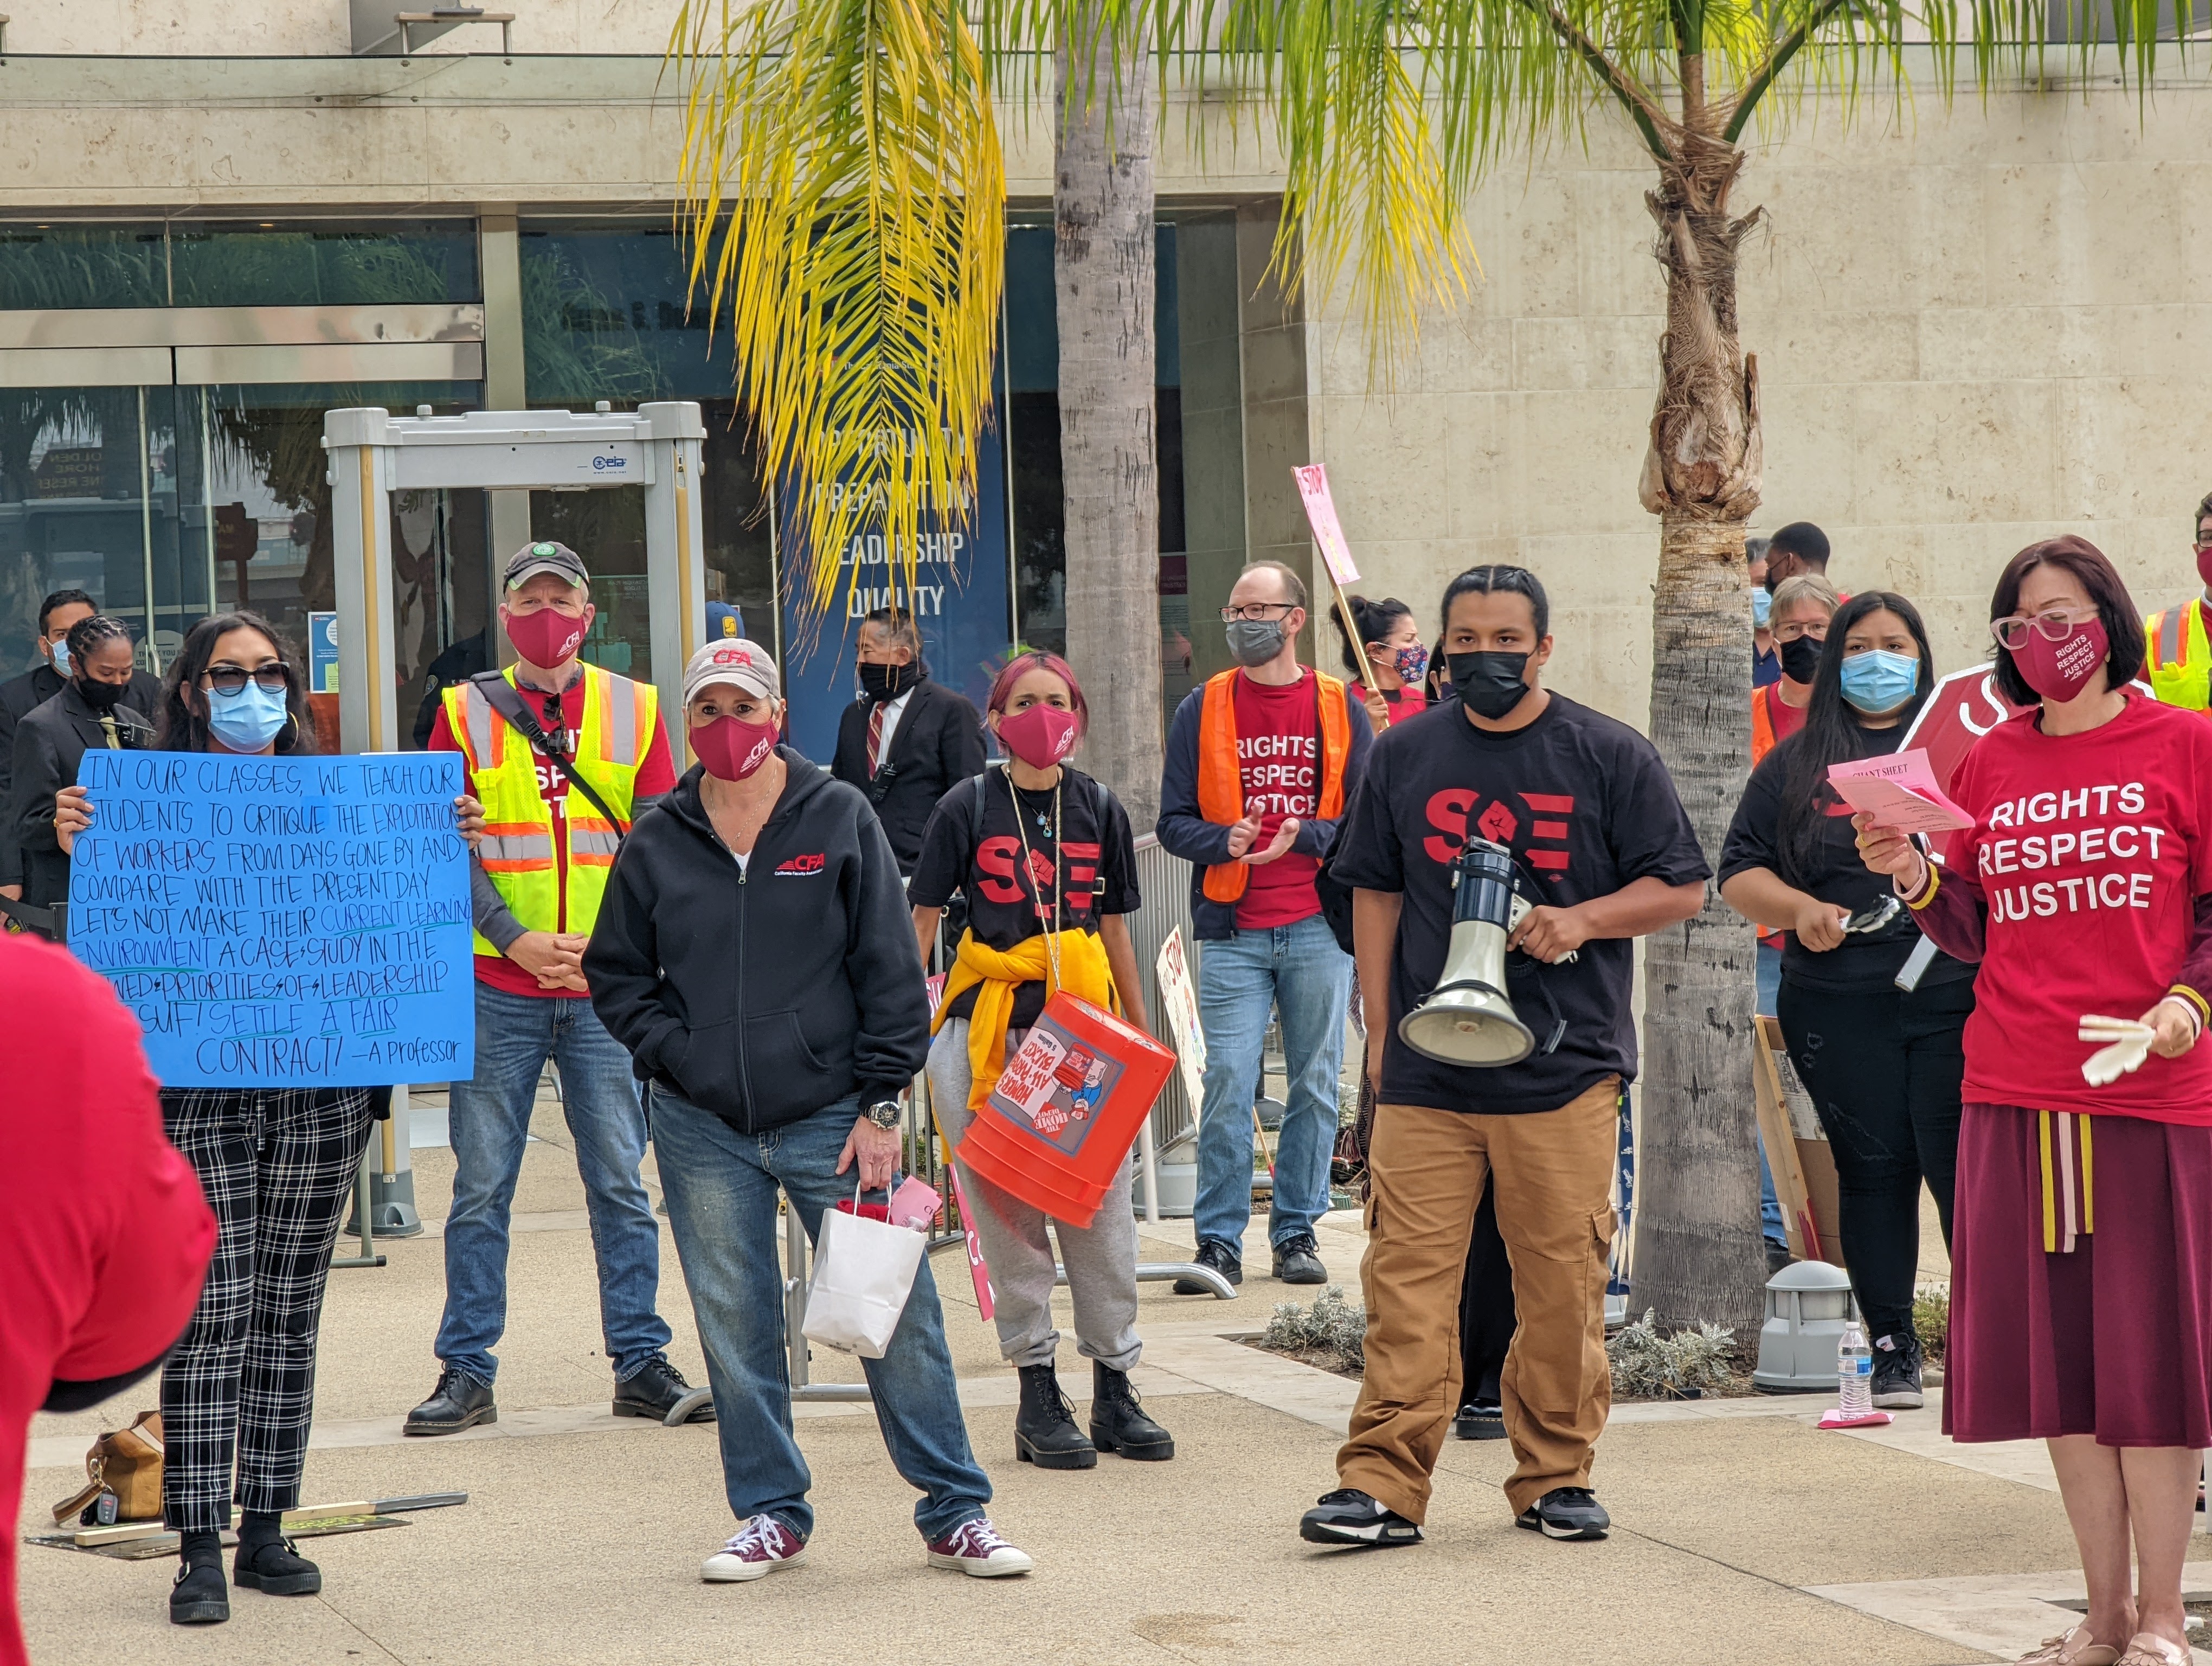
[203,663,293,695]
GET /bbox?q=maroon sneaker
[925,1516,1034,1578]
[700,1515,807,1582]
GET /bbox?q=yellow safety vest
[2144,597,2212,712]
[441,664,658,954]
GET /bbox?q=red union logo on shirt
[1422,789,1574,880]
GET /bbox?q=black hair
[157,611,315,755]
[1424,637,1449,700]
[1776,591,1935,888]
[1986,535,2144,708]
[38,588,96,635]
[64,614,134,671]
[1769,522,1830,569]
[1330,594,1413,679]
[860,606,922,654]
[1441,565,1549,640]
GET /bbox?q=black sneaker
[614,1357,716,1424]
[404,1364,497,1436]
[234,1536,321,1596]
[1299,1488,1423,1548]
[1172,1239,1243,1295]
[1765,1238,1794,1276]
[1516,1486,1611,1540]
[1272,1233,1328,1285]
[1451,1400,1506,1441]
[1870,1334,1925,1410]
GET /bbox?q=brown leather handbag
[50,1410,164,1526]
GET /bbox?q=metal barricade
[1126,832,1199,1155]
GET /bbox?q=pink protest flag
[1292,464,1360,586]
[1825,748,1975,835]
[946,1165,996,1321]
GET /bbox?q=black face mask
[858,659,920,703]
[1448,651,1532,720]
[75,676,128,712]
[1778,635,1824,685]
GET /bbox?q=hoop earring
[281,710,300,751]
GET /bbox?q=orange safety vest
[1196,667,1353,904]
[1751,684,1779,765]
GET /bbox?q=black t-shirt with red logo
[910,765,1141,1029]
[1330,693,1711,1115]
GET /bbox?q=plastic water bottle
[1838,1321,1873,1419]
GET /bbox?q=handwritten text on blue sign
[70,750,474,1087]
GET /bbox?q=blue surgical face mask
[205,681,291,752]
[1750,586,1772,629]
[1839,648,1920,716]
[49,637,70,676]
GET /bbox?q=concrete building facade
[3,10,2206,738]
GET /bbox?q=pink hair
[986,650,1088,734]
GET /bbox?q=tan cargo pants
[1336,1078,1619,1521]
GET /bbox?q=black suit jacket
[0,664,162,889]
[10,684,157,906]
[829,677,987,873]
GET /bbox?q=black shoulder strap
[972,767,991,826]
[467,670,631,838]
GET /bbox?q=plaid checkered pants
[158,1087,374,1532]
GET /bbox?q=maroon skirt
[1946,1103,2212,1447]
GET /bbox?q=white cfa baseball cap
[682,638,780,704]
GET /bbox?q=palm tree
[671,0,2189,1330]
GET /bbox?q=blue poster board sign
[69,750,474,1088]
[776,424,1013,764]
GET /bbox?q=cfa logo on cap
[712,646,751,667]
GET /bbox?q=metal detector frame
[322,403,709,757]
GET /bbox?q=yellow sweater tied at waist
[931,927,1116,1111]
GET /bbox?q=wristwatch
[864,1100,902,1131]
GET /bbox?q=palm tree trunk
[1055,11,1161,830]
[1631,125,1771,1335]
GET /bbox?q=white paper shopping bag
[800,1186,927,1359]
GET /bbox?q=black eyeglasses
[203,663,293,694]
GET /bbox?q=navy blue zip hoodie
[584,747,928,1132]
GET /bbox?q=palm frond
[670,0,1006,621]
[1246,0,1478,379]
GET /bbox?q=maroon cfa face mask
[2196,544,2212,592]
[995,703,1079,769]
[692,714,779,781]
[504,606,588,668]
[2013,615,2110,702]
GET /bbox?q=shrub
[1606,1308,1737,1400]
[1913,1286,1950,1364]
[1262,1286,1367,1374]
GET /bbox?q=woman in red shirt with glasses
[1858,536,2212,1666]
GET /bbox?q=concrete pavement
[18,1086,2183,1665]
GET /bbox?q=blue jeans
[436,983,671,1385]
[1755,941,1786,1246]
[1193,914,1353,1254]
[650,1087,992,1542]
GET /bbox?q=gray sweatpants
[928,1021,1142,1374]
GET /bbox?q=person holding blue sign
[56,609,484,1628]
[588,639,1034,1584]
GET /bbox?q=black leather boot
[1089,1361,1174,1460]
[405,1364,497,1436]
[1013,1363,1097,1470]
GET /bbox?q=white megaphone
[1398,837,1541,1068]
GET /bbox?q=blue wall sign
[69,750,474,1088]
[308,610,339,694]
[776,424,1013,764]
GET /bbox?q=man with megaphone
[1298,564,1709,1550]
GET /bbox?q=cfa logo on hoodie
[775,853,826,876]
